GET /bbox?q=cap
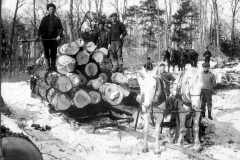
[47,3,56,10]
[202,63,210,68]
[109,12,117,18]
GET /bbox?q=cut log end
[73,89,92,108]
[89,91,101,104]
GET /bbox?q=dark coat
[38,14,63,39]
[108,21,127,44]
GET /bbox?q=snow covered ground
[1,63,240,160]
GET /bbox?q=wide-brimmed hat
[202,62,210,68]
[85,62,98,77]
[159,63,165,67]
[109,12,117,18]
[47,3,56,10]
[86,42,97,53]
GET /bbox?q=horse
[135,67,167,154]
[175,65,203,151]
[163,49,180,72]
[169,49,199,71]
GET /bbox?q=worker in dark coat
[108,12,127,73]
[37,3,63,71]
[201,62,216,120]
[143,57,153,71]
[203,47,212,64]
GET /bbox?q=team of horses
[133,62,203,154]
[163,48,199,72]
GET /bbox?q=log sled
[26,38,139,125]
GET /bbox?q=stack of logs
[27,38,138,119]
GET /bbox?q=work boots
[208,106,213,120]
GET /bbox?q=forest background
[1,0,240,79]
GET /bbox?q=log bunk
[26,39,218,160]
[26,38,137,127]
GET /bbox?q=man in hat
[157,63,176,97]
[143,57,153,71]
[37,3,63,71]
[203,47,212,64]
[108,12,127,73]
[201,62,216,120]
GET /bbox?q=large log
[99,73,108,82]
[92,50,104,63]
[87,77,104,90]
[46,72,72,92]
[99,83,123,105]
[111,72,128,84]
[35,80,71,110]
[26,65,72,92]
[88,91,101,104]
[66,73,82,88]
[56,55,76,74]
[76,50,90,65]
[118,83,130,97]
[85,62,98,77]
[58,38,84,55]
[71,88,92,108]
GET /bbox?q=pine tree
[171,0,199,48]
[138,0,164,52]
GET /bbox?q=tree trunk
[56,55,76,74]
[212,0,220,56]
[76,50,90,65]
[99,83,123,105]
[27,65,73,92]
[68,0,74,42]
[8,0,20,78]
[71,88,92,108]
[35,80,72,110]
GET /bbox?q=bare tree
[212,0,220,56]
[8,0,26,78]
[229,0,240,57]
[67,0,74,42]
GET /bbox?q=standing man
[143,57,153,71]
[94,23,108,49]
[108,12,127,73]
[203,47,212,64]
[37,3,63,71]
[157,63,176,97]
[201,62,216,120]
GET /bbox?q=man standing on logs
[203,47,212,64]
[94,23,108,49]
[108,12,127,73]
[37,3,63,71]
[201,62,216,120]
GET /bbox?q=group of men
[144,47,216,120]
[37,3,127,73]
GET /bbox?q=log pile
[212,68,240,86]
[27,38,138,119]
